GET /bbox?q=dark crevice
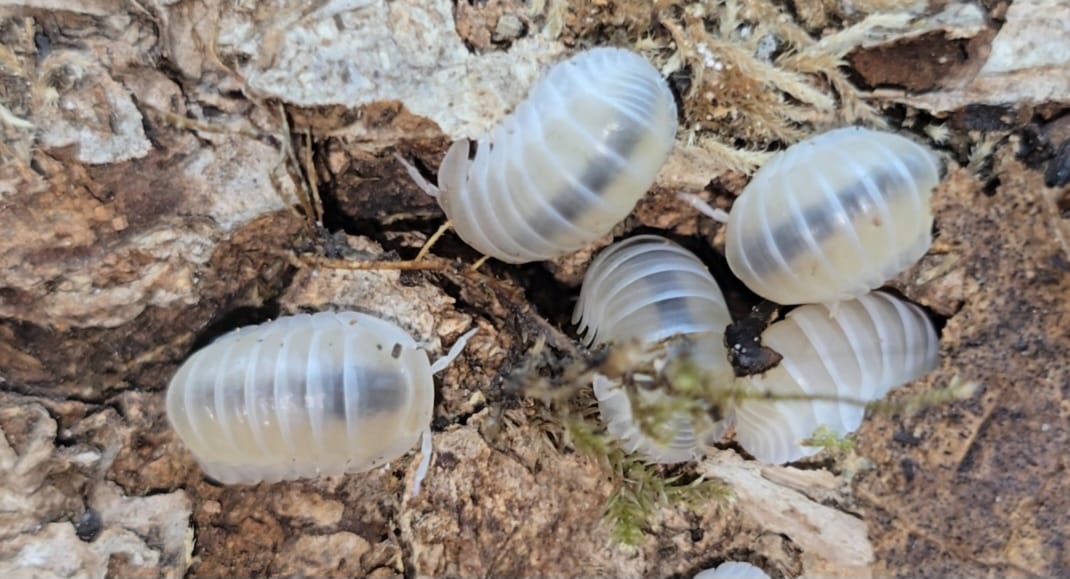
[317,160,479,262]
[878,285,951,338]
[430,396,488,431]
[187,303,282,353]
[1047,140,1070,188]
[394,514,416,579]
[405,153,439,185]
[710,438,751,459]
[512,261,578,330]
[787,454,841,472]
[0,378,120,408]
[173,254,303,365]
[666,66,692,125]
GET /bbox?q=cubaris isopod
[165,311,475,493]
[723,127,943,305]
[732,291,938,464]
[693,561,771,579]
[409,47,678,263]
[574,235,733,463]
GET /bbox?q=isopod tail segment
[411,326,478,497]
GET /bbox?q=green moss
[603,457,733,547]
[565,416,615,463]
[802,424,856,454]
[566,412,732,547]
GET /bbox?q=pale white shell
[573,235,732,347]
[437,47,677,263]
[732,291,939,464]
[166,311,438,484]
[574,235,733,463]
[694,561,771,579]
[725,127,942,305]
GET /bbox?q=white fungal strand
[725,127,943,305]
[732,291,939,464]
[166,311,470,485]
[693,562,771,579]
[436,47,678,263]
[574,235,733,463]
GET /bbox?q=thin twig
[276,103,318,228]
[302,129,324,225]
[415,220,452,262]
[305,256,455,272]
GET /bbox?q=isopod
[731,291,939,464]
[724,127,943,305]
[427,47,678,263]
[573,235,733,463]
[693,561,771,579]
[165,311,475,493]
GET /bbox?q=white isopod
[725,127,943,305]
[573,235,733,463]
[165,311,475,492]
[693,561,772,579]
[431,47,678,263]
[732,291,939,464]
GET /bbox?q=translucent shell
[573,235,732,347]
[573,235,733,463]
[437,47,678,263]
[166,311,438,484]
[725,127,942,305]
[693,562,771,579]
[732,291,939,464]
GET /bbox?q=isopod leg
[410,429,433,497]
[677,192,730,223]
[430,327,479,374]
[393,152,440,199]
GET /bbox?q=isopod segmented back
[693,561,771,579]
[725,127,943,305]
[574,235,732,347]
[732,291,939,464]
[166,311,440,485]
[436,47,678,263]
[574,235,733,463]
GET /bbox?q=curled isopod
[732,291,938,464]
[165,311,474,492]
[693,561,771,579]
[725,127,943,305]
[431,47,677,263]
[573,235,733,463]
